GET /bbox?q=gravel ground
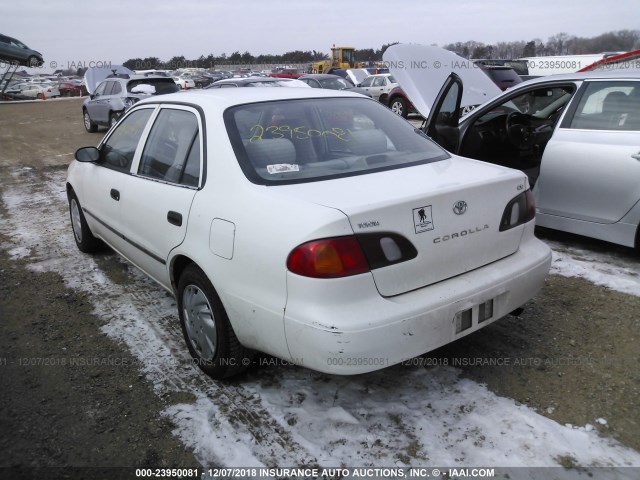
[0,99,638,474]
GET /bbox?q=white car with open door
[66,87,551,379]
[386,44,640,250]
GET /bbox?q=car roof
[135,86,365,109]
[113,74,169,82]
[300,74,343,79]
[515,68,640,85]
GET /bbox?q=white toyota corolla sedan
[66,88,552,379]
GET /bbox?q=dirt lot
[0,99,639,472]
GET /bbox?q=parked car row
[3,81,60,99]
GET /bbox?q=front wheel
[27,56,41,68]
[68,190,101,253]
[83,109,98,132]
[177,265,254,379]
[390,97,407,118]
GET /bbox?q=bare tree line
[119,30,640,71]
[444,30,640,59]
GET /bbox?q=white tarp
[83,65,134,94]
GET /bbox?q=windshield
[245,80,286,87]
[319,77,351,90]
[225,97,449,185]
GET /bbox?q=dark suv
[83,74,178,132]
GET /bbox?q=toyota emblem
[453,201,467,215]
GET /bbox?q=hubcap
[84,112,91,130]
[391,102,403,115]
[70,199,83,243]
[182,285,217,361]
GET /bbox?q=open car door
[424,73,463,152]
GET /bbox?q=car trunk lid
[383,44,502,118]
[277,158,528,296]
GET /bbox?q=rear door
[536,79,640,223]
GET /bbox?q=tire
[177,265,254,379]
[83,109,97,132]
[390,97,408,118]
[68,190,101,253]
[108,111,120,129]
[27,56,40,68]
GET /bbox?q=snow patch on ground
[1,167,639,469]
[547,240,640,297]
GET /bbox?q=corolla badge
[453,201,467,215]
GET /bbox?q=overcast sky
[3,0,639,71]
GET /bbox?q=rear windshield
[485,68,521,83]
[127,78,179,94]
[224,97,449,185]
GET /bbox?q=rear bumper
[283,227,551,374]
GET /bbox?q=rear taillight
[287,233,418,279]
[123,97,139,109]
[287,236,369,278]
[499,189,536,231]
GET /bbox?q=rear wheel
[177,265,254,379]
[108,111,121,129]
[68,190,101,253]
[83,109,97,132]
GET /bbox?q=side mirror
[75,146,100,162]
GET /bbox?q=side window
[111,82,122,95]
[103,81,115,96]
[138,109,201,186]
[360,77,374,87]
[567,81,640,131]
[181,133,201,187]
[373,77,384,87]
[100,108,153,171]
[94,81,107,96]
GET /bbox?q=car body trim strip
[82,207,166,265]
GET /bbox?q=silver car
[83,74,179,132]
[387,44,640,250]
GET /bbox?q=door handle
[167,211,182,227]
[110,189,120,201]
[631,152,640,161]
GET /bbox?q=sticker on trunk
[413,205,434,234]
